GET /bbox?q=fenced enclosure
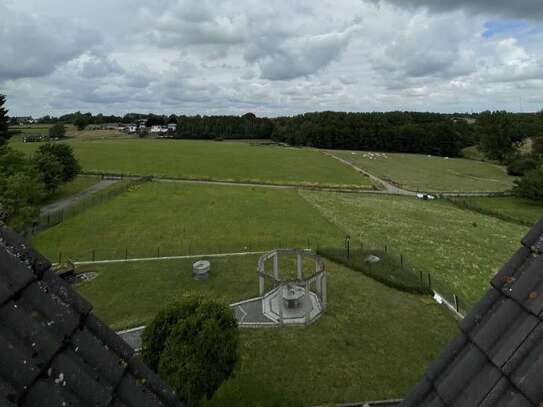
[50,237,319,265]
[317,240,476,318]
[26,176,151,236]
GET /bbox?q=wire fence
[26,176,151,236]
[317,238,476,318]
[49,237,319,265]
[444,197,532,226]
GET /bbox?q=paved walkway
[40,178,119,216]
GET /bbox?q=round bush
[507,157,539,176]
[141,297,239,406]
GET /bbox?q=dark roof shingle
[0,226,183,407]
[401,217,543,407]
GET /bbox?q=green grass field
[331,150,515,192]
[31,182,346,261]
[43,175,101,204]
[300,191,527,305]
[11,138,373,188]
[75,256,456,405]
[452,196,543,226]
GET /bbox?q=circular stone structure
[192,260,210,280]
[230,249,327,327]
[282,283,305,309]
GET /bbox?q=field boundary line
[322,151,513,197]
[66,250,269,266]
[82,171,398,194]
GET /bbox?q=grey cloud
[0,5,101,81]
[374,0,543,20]
[246,26,361,80]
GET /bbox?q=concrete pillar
[297,253,302,280]
[259,273,265,296]
[279,294,284,326]
[273,252,279,280]
[321,274,327,310]
[304,280,310,325]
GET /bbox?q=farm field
[31,182,346,261]
[300,191,527,305]
[43,175,101,204]
[11,138,373,188]
[75,256,457,405]
[451,196,543,226]
[331,150,515,192]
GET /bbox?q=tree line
[1,95,80,231]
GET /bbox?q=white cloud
[1,0,543,116]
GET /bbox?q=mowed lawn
[300,191,527,305]
[76,256,457,405]
[43,175,101,204]
[31,182,346,261]
[453,196,543,226]
[12,138,372,188]
[331,150,515,192]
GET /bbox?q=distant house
[126,124,138,133]
[168,123,177,132]
[151,125,169,134]
[13,116,36,125]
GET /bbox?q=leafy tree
[73,115,89,131]
[507,156,540,176]
[0,146,45,230]
[0,95,9,146]
[48,123,66,139]
[532,136,543,155]
[514,167,543,201]
[0,171,44,231]
[141,297,239,407]
[35,143,80,182]
[34,152,64,193]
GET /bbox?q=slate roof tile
[0,225,183,407]
[478,377,532,407]
[402,215,543,407]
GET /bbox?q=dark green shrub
[514,167,543,201]
[507,156,540,176]
[317,248,430,295]
[141,297,239,407]
[48,123,66,139]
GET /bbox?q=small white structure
[192,260,210,280]
[126,124,138,133]
[231,249,326,327]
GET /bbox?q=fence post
[427,274,432,291]
[400,254,404,268]
[157,247,160,258]
[384,244,388,253]
[92,250,95,262]
[125,248,128,260]
[58,251,62,264]
[419,270,423,286]
[454,294,459,313]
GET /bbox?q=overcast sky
[1,0,543,117]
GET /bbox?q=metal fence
[318,238,475,318]
[49,237,318,265]
[26,176,150,236]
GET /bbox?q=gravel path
[40,178,119,216]
[322,151,511,198]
